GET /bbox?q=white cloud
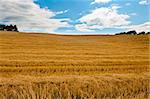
[76,6,130,32]
[129,22,150,32]
[139,0,149,5]
[125,3,131,6]
[132,22,150,32]
[91,0,112,4]
[117,22,150,33]
[130,13,137,16]
[56,10,69,15]
[75,24,96,32]
[0,0,72,33]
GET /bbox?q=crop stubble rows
[0,32,149,99]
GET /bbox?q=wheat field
[0,31,150,99]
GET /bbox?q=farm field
[0,31,150,99]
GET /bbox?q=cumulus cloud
[75,5,130,32]
[139,0,149,5]
[91,0,112,4]
[0,0,72,33]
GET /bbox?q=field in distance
[0,31,149,99]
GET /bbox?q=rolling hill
[0,31,149,99]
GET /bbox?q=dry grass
[0,31,150,99]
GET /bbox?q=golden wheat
[0,31,149,99]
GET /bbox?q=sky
[0,0,149,34]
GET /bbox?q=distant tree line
[115,30,150,35]
[0,24,18,32]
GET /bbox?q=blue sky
[0,0,149,34]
